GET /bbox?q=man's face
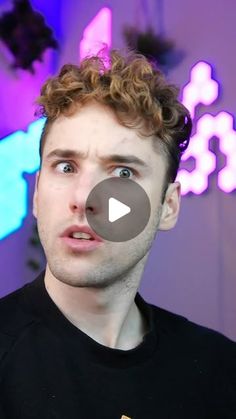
[33,102,180,289]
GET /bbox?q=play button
[109,198,131,222]
[86,177,151,242]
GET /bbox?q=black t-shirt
[0,270,235,419]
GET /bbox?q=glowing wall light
[0,119,44,240]
[79,7,112,62]
[182,61,219,119]
[177,61,236,195]
[217,113,236,192]
[177,112,236,194]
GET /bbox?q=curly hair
[36,49,192,191]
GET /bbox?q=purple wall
[0,0,235,340]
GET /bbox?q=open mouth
[69,232,94,241]
[61,226,104,249]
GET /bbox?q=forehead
[43,102,166,172]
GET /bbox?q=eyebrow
[45,149,87,161]
[45,148,150,169]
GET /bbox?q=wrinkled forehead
[39,103,168,184]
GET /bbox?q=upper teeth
[72,232,92,239]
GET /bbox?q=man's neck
[44,264,149,350]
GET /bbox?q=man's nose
[69,172,103,217]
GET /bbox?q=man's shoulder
[149,300,236,353]
[0,282,32,324]
[0,282,38,360]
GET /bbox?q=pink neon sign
[178,61,236,194]
[79,7,112,62]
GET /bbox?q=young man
[0,50,235,418]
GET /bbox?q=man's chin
[49,261,127,290]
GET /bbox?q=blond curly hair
[36,49,192,187]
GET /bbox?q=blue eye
[113,167,134,178]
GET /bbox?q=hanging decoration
[123,26,185,74]
[123,0,185,74]
[0,0,58,73]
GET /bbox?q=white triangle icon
[108,197,131,222]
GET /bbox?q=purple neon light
[79,7,112,62]
[178,60,236,195]
[217,113,236,192]
[177,112,236,194]
[182,61,218,119]
[177,113,216,195]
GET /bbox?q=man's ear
[158,182,181,231]
[32,171,40,219]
